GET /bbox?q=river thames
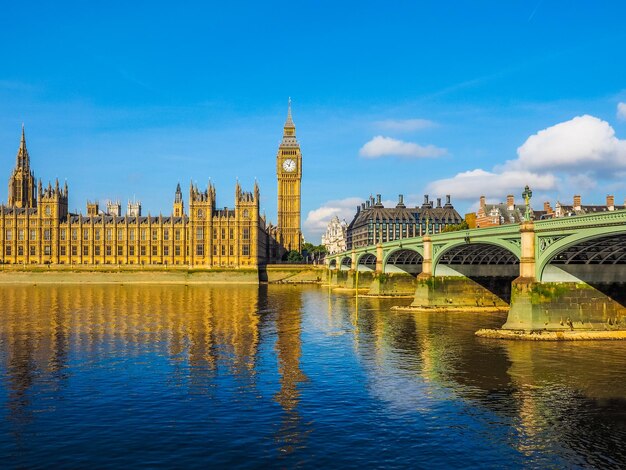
[1,284,625,468]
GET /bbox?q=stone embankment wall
[0,266,261,284]
[263,265,327,284]
[0,264,328,285]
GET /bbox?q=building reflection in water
[270,286,308,455]
[0,285,263,432]
[0,284,314,458]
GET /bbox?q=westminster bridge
[326,210,626,332]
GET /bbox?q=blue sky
[1,1,626,242]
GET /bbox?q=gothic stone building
[0,105,301,266]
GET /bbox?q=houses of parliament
[0,103,303,267]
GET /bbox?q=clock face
[282,158,296,172]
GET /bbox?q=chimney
[607,195,615,210]
[423,195,429,206]
[399,194,404,205]
[507,194,514,211]
[366,200,370,208]
[376,194,382,205]
[573,195,581,210]
[479,195,486,209]
[361,203,366,210]
[436,197,442,208]
[543,201,553,214]
[356,205,361,213]
[445,195,451,206]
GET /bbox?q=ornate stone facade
[276,99,303,253]
[0,121,295,266]
[322,216,347,254]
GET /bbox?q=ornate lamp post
[522,185,533,221]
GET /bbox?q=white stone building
[322,216,347,254]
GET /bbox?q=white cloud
[618,102,626,121]
[426,169,558,200]
[565,173,597,191]
[304,197,362,241]
[375,118,436,132]
[508,115,626,172]
[359,136,447,159]
[428,114,626,202]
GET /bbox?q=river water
[0,284,625,468]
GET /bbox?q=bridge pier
[408,274,510,311]
[486,220,626,337]
[406,234,510,311]
[367,272,417,296]
[502,279,626,331]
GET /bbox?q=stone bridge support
[502,223,626,332]
[409,235,513,311]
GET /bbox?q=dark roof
[348,197,462,230]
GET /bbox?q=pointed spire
[285,97,293,126]
[16,123,30,169]
[281,98,298,146]
[175,182,182,203]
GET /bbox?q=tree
[441,220,470,233]
[286,250,304,263]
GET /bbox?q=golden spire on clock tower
[276,98,302,253]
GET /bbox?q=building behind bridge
[322,216,348,254]
[346,194,463,250]
[473,194,626,228]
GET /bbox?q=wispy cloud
[618,102,626,121]
[359,136,447,159]
[374,118,436,132]
[528,0,544,22]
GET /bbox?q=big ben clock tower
[276,98,302,252]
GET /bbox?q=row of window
[3,227,252,242]
[366,216,461,224]
[4,244,251,258]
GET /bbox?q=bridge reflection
[334,293,626,466]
